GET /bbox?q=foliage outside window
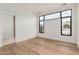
[39,9,72,36]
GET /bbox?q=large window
[39,16,45,33]
[61,9,72,36]
[39,9,72,36]
[45,12,60,20]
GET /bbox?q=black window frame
[45,12,60,20]
[39,9,72,36]
[39,15,45,33]
[60,9,72,36]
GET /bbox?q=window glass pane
[39,21,44,33]
[40,16,44,20]
[62,10,71,17]
[45,12,60,20]
[62,17,71,35]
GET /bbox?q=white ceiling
[0,3,73,14]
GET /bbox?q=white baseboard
[15,35,37,43]
[77,43,79,48]
[3,39,15,46]
[0,43,2,47]
[38,36,76,44]
[2,35,37,46]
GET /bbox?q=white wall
[0,10,14,47]
[77,4,79,47]
[0,13,3,47]
[38,4,77,44]
[0,8,37,47]
[0,4,78,47]
[15,11,37,42]
[2,13,14,40]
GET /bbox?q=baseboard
[3,39,15,46]
[3,36,37,46]
[15,36,37,43]
[0,43,2,47]
[77,43,79,48]
[38,36,77,45]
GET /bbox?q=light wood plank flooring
[0,37,79,55]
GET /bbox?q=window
[62,10,71,17]
[39,16,45,33]
[45,12,60,20]
[61,9,72,36]
[40,16,44,20]
[39,9,72,36]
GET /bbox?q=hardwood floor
[0,37,79,55]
